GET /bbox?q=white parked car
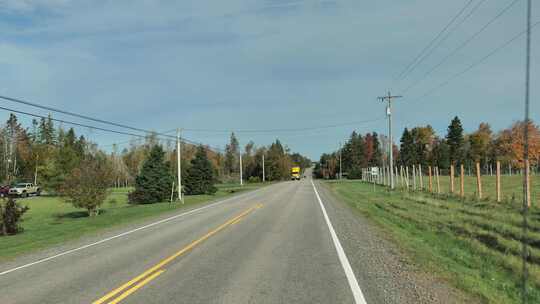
[8,183,41,198]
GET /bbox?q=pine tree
[224,132,239,175]
[128,145,174,204]
[446,116,465,164]
[399,128,415,166]
[39,115,55,145]
[184,146,217,195]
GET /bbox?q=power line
[397,0,488,87]
[394,0,476,82]
[408,19,540,105]
[0,105,161,140]
[0,94,175,139]
[180,117,386,134]
[403,0,521,93]
[0,95,228,152]
[0,105,225,153]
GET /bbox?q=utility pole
[521,0,532,302]
[177,128,183,203]
[262,154,266,182]
[378,91,402,190]
[339,142,342,180]
[239,150,243,186]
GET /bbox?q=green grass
[324,180,540,304]
[0,182,265,260]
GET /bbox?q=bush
[129,145,174,204]
[0,198,29,235]
[59,156,113,216]
[248,176,261,183]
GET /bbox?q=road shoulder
[314,180,473,304]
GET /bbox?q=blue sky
[0,0,538,159]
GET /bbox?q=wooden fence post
[398,166,401,188]
[460,164,465,198]
[450,164,455,194]
[395,166,399,189]
[435,166,441,194]
[413,165,416,191]
[526,159,531,207]
[405,166,410,190]
[428,166,433,193]
[419,164,424,190]
[496,161,501,202]
[476,162,482,199]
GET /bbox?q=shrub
[0,198,29,235]
[248,176,261,183]
[59,156,113,216]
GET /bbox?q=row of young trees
[316,116,540,179]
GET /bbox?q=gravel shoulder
[315,180,474,304]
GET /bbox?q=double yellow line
[93,204,263,304]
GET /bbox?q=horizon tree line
[316,116,540,179]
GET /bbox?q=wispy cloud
[0,0,536,158]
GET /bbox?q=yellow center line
[108,270,165,304]
[92,204,262,304]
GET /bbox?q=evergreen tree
[399,128,415,166]
[129,145,174,204]
[39,115,55,145]
[224,132,239,175]
[74,135,86,159]
[184,146,217,195]
[30,119,39,143]
[446,116,465,164]
[65,128,77,148]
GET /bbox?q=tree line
[316,116,540,179]
[0,113,311,228]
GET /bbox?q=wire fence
[360,161,537,206]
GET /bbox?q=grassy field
[394,174,539,206]
[325,180,540,304]
[0,182,265,261]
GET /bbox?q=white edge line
[311,179,368,304]
[0,185,268,276]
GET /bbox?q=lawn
[0,182,265,261]
[324,180,540,304]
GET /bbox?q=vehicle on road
[8,183,41,198]
[291,166,301,180]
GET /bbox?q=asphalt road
[0,173,465,304]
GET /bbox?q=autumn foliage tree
[59,155,113,216]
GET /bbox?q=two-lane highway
[0,174,365,304]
